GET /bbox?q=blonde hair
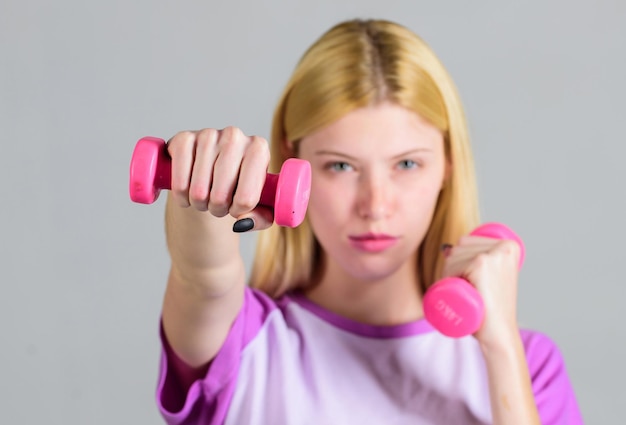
[250,19,480,297]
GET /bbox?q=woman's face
[298,102,448,283]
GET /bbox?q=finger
[456,237,520,268]
[443,240,520,284]
[457,235,502,248]
[208,126,248,217]
[441,240,496,278]
[491,239,522,268]
[167,131,197,207]
[189,128,220,210]
[229,135,270,218]
[441,249,480,278]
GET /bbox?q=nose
[356,172,394,220]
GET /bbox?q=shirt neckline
[287,291,436,339]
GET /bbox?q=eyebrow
[314,148,434,160]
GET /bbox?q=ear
[281,138,297,158]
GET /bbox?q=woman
[157,19,582,424]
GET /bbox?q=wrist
[478,324,523,357]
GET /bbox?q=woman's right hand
[162,128,269,378]
[166,127,274,231]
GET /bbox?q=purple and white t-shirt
[157,287,583,424]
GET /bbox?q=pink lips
[348,233,399,253]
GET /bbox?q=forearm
[481,331,541,425]
[162,264,245,364]
[162,193,247,371]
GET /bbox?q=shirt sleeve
[155,287,277,425]
[522,330,584,424]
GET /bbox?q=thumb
[232,205,275,233]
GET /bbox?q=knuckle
[502,239,519,251]
[249,134,269,148]
[190,201,208,212]
[248,136,271,160]
[171,186,188,200]
[232,191,259,213]
[180,130,196,139]
[178,130,197,144]
[498,239,520,258]
[170,175,190,199]
[197,128,219,145]
[189,184,209,204]
[208,189,231,215]
[221,125,244,142]
[168,130,194,152]
[473,252,489,268]
[208,206,229,217]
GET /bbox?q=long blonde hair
[250,19,480,297]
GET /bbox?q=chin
[346,263,404,284]
[328,248,416,285]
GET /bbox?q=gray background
[1,0,623,423]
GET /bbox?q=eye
[397,159,419,170]
[326,161,353,172]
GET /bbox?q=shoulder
[519,329,560,356]
[519,328,584,424]
[518,329,566,378]
[156,287,300,424]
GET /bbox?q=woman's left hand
[441,235,522,348]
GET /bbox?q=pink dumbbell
[129,136,311,228]
[422,222,525,338]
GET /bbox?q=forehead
[299,102,444,156]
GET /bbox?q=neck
[303,257,424,326]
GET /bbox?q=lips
[348,233,399,253]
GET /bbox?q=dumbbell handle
[129,136,311,227]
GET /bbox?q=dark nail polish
[441,243,452,257]
[233,218,254,233]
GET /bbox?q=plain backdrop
[1,0,624,423]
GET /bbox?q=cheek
[401,179,443,216]
[307,179,358,240]
[310,177,352,209]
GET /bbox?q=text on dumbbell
[434,300,463,326]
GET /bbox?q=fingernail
[441,243,452,257]
[233,218,254,233]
